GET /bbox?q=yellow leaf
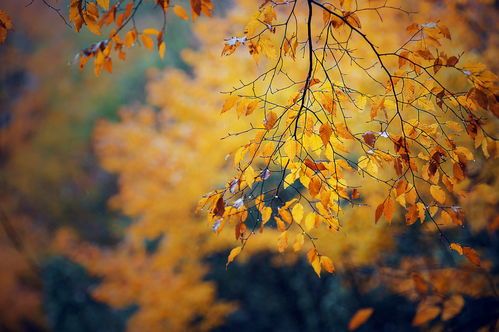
[141,33,155,50]
[320,256,335,273]
[226,246,242,268]
[291,203,304,224]
[158,41,166,59]
[221,95,238,113]
[305,212,316,231]
[277,231,288,252]
[261,206,272,225]
[293,233,304,252]
[430,185,446,204]
[285,139,299,160]
[348,308,374,331]
[307,248,321,277]
[143,28,160,35]
[96,0,110,10]
[244,165,255,188]
[173,5,189,20]
[416,202,426,223]
[450,243,463,255]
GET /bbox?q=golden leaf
[348,308,374,331]
[226,246,242,268]
[277,231,288,252]
[141,33,155,50]
[96,0,110,10]
[158,41,166,59]
[173,5,189,20]
[430,185,446,204]
[293,233,304,252]
[291,203,304,224]
[221,95,238,113]
[320,256,335,273]
[307,248,321,277]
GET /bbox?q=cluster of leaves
[67,0,214,75]
[1,0,497,330]
[200,0,497,280]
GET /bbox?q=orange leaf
[221,95,238,113]
[374,202,384,224]
[264,111,278,130]
[336,122,355,139]
[348,308,374,331]
[320,256,335,273]
[463,246,480,267]
[158,41,166,59]
[319,122,332,147]
[226,246,242,268]
[304,158,327,171]
[442,295,464,321]
[307,248,321,277]
[345,12,361,29]
[125,30,137,47]
[173,5,189,20]
[383,198,394,223]
[412,303,441,326]
[449,243,463,255]
[141,33,155,50]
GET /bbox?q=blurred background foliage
[0,0,497,331]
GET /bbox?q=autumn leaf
[374,202,384,224]
[450,243,464,255]
[141,33,155,50]
[173,5,189,20]
[442,295,464,321]
[430,185,446,204]
[348,308,373,331]
[125,30,138,47]
[291,203,304,224]
[221,95,238,113]
[383,198,394,223]
[319,122,332,147]
[96,0,110,10]
[226,246,242,268]
[449,243,480,267]
[307,248,321,277]
[463,247,480,267]
[320,256,335,273]
[263,111,277,130]
[293,233,304,252]
[277,231,288,252]
[158,41,166,59]
[362,132,376,147]
[412,302,441,326]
